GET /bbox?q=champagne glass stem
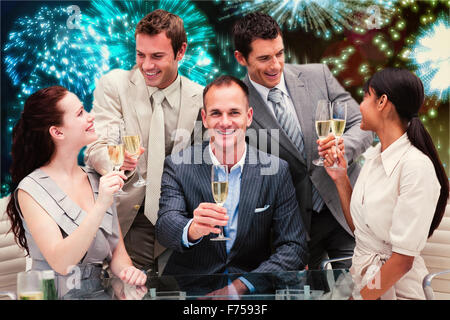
[216,203,226,239]
[132,155,147,187]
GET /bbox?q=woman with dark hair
[320,68,449,300]
[6,86,147,297]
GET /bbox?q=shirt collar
[366,133,412,177]
[249,72,289,103]
[208,143,247,173]
[146,74,181,109]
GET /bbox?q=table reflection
[59,269,354,300]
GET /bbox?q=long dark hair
[364,68,449,237]
[6,86,68,254]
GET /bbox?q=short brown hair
[135,9,187,58]
[233,12,282,60]
[203,75,249,109]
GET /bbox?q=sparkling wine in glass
[123,132,148,188]
[17,271,44,300]
[330,101,347,170]
[313,100,332,166]
[107,123,127,195]
[210,164,230,241]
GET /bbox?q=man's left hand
[317,133,344,158]
[204,279,248,300]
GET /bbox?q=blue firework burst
[4,5,108,101]
[408,15,450,101]
[82,0,218,85]
[220,0,397,38]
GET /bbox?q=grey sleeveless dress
[15,167,120,298]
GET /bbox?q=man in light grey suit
[85,10,203,273]
[232,12,373,269]
[156,76,307,296]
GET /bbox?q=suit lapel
[127,67,152,149]
[244,75,306,166]
[284,65,315,167]
[228,146,262,260]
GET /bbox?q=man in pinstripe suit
[155,75,308,295]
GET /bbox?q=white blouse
[350,133,441,299]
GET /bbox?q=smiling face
[136,32,186,89]
[201,82,253,154]
[235,34,285,89]
[55,91,97,147]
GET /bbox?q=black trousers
[307,205,355,270]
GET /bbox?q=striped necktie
[268,88,324,213]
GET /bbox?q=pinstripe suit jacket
[155,142,308,275]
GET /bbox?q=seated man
[155,75,308,296]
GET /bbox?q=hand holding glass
[123,129,147,188]
[329,101,347,170]
[107,123,127,195]
[313,100,332,166]
[210,164,230,241]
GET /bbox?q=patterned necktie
[268,88,324,213]
[144,90,166,225]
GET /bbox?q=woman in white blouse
[321,68,449,300]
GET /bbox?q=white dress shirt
[350,133,440,299]
[249,73,302,127]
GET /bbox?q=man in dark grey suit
[232,12,373,269]
[156,75,307,296]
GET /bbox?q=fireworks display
[220,0,397,39]
[408,14,450,101]
[1,0,449,195]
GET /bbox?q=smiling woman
[5,86,147,298]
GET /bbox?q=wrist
[334,174,350,186]
[187,222,202,242]
[94,200,111,216]
[232,279,249,295]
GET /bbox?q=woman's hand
[111,278,148,300]
[324,145,348,183]
[317,133,344,159]
[96,171,127,209]
[119,265,147,286]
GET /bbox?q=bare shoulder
[16,189,46,218]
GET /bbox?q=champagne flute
[329,101,347,170]
[312,100,332,166]
[107,123,127,195]
[122,129,147,188]
[210,164,230,241]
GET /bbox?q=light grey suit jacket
[244,63,373,237]
[84,66,204,256]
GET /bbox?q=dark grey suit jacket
[244,63,373,237]
[155,142,308,276]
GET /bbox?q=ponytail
[6,86,67,254]
[407,117,449,237]
[365,68,449,238]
